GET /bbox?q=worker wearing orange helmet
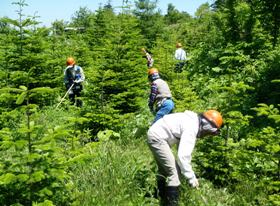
[147,68,174,124]
[147,109,223,206]
[64,57,85,107]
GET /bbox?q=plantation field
[0,0,279,205]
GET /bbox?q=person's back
[148,68,174,124]
[64,65,83,84]
[153,78,172,100]
[64,57,85,107]
[174,43,187,73]
[175,48,187,61]
[157,110,198,139]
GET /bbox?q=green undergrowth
[69,112,269,206]
[0,105,271,205]
[70,138,269,206]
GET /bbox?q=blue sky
[0,0,213,27]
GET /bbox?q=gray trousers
[147,126,181,186]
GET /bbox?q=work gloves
[74,79,82,83]
[189,177,199,188]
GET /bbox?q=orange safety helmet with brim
[203,110,223,129]
[147,68,160,81]
[66,57,76,66]
[148,68,159,75]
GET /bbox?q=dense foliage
[0,0,279,205]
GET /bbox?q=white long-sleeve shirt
[174,48,187,61]
[150,110,199,184]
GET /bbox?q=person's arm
[64,66,73,85]
[148,82,158,112]
[174,49,179,60]
[74,66,85,83]
[146,53,153,65]
[63,68,68,84]
[182,50,187,61]
[79,66,85,82]
[177,130,198,187]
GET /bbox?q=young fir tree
[133,0,165,48]
[0,1,76,204]
[78,5,147,134]
[0,0,58,109]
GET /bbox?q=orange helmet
[66,57,75,66]
[148,68,159,75]
[203,110,223,129]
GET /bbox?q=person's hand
[74,79,80,83]
[189,178,199,188]
[148,104,153,113]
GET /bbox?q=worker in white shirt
[174,42,187,73]
[147,110,223,206]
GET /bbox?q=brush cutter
[55,83,74,109]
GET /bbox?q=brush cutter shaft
[56,83,74,109]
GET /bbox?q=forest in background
[0,0,279,205]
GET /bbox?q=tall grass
[69,112,269,206]
[71,139,158,206]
